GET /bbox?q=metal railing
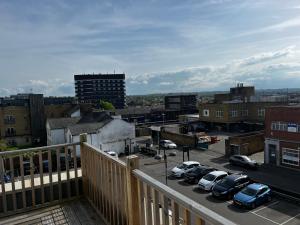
[0,142,81,216]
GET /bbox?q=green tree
[0,139,8,151]
[99,100,115,110]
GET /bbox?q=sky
[0,0,300,96]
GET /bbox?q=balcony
[0,134,236,225]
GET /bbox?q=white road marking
[280,212,300,225]
[226,200,233,204]
[251,211,280,225]
[252,201,280,214]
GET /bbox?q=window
[241,110,248,116]
[203,109,209,117]
[271,121,288,131]
[282,148,299,166]
[230,110,238,117]
[216,110,223,118]
[258,108,265,117]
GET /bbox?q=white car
[105,151,118,158]
[160,140,177,149]
[170,161,200,178]
[197,171,228,191]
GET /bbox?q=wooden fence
[0,142,81,217]
[81,134,236,225]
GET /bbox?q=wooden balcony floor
[0,198,106,225]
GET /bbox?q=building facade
[265,106,300,170]
[198,85,287,132]
[0,94,87,147]
[165,95,197,111]
[74,74,126,109]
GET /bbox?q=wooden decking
[0,198,106,225]
[0,169,82,193]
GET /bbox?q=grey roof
[68,119,112,135]
[47,117,81,129]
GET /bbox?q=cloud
[126,46,300,94]
[236,46,295,66]
[0,79,74,97]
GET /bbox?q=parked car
[184,165,216,184]
[104,151,118,158]
[197,170,228,191]
[170,161,200,178]
[233,183,272,209]
[229,155,258,169]
[160,140,177,149]
[212,174,250,199]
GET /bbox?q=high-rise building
[74,74,126,109]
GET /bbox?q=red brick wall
[265,107,300,141]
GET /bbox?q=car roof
[209,170,227,176]
[226,174,248,181]
[247,183,268,190]
[183,161,200,165]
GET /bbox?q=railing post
[80,133,88,196]
[126,155,140,225]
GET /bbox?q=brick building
[198,85,287,132]
[265,105,300,170]
[0,94,91,147]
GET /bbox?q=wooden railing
[81,134,237,225]
[0,142,81,216]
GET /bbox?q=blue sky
[0,0,300,96]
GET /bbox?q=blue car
[233,183,272,209]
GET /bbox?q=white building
[66,118,136,155]
[46,117,80,145]
[46,111,136,155]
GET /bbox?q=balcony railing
[0,134,236,225]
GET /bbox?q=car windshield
[241,187,258,196]
[177,163,188,169]
[203,174,216,181]
[192,167,203,173]
[241,156,251,161]
[218,178,235,188]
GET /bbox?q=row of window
[282,148,299,166]
[203,109,265,118]
[271,122,300,132]
[76,80,124,83]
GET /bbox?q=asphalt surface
[138,147,300,225]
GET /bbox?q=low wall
[225,131,264,156]
[161,131,197,147]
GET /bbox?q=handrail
[0,142,81,156]
[83,142,126,167]
[133,169,237,225]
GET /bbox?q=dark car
[184,165,216,184]
[229,155,258,169]
[212,174,250,199]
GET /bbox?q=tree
[0,139,8,151]
[99,100,115,110]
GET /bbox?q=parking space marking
[280,212,300,225]
[251,211,280,225]
[252,201,280,214]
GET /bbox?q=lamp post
[163,147,168,186]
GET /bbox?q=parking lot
[138,145,300,225]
